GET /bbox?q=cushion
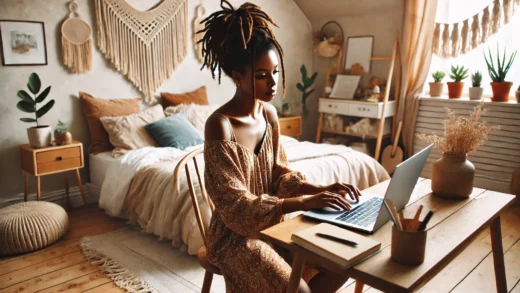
[0,202,68,256]
[145,113,204,150]
[100,104,165,157]
[79,91,141,154]
[164,103,218,135]
[160,86,208,108]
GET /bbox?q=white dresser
[318,98,396,119]
[413,97,520,193]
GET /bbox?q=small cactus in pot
[469,71,484,100]
[54,120,73,145]
[429,71,445,97]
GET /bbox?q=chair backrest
[173,147,214,248]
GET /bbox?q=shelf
[370,56,392,61]
[321,129,391,139]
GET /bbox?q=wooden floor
[1,203,519,293]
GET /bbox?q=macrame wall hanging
[94,0,188,104]
[193,3,206,64]
[61,0,93,73]
[433,0,520,58]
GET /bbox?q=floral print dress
[204,106,317,292]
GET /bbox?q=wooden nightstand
[20,140,86,205]
[279,116,302,139]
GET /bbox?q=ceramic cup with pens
[391,218,427,265]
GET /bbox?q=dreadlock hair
[197,0,286,99]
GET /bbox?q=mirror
[344,36,374,74]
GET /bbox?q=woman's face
[234,48,279,102]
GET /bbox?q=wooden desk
[261,178,516,293]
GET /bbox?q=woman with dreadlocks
[200,1,361,292]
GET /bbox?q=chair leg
[201,270,214,293]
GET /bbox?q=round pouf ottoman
[0,201,69,256]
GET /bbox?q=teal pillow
[145,113,204,150]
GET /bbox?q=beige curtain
[397,0,438,157]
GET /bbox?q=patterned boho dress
[204,106,317,292]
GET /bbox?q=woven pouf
[0,201,69,256]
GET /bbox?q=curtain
[398,0,438,157]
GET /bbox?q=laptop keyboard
[334,197,383,227]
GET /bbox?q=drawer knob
[56,156,63,161]
[328,104,332,108]
[286,125,292,129]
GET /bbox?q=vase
[27,126,52,148]
[429,82,444,97]
[447,82,464,99]
[432,152,475,199]
[490,82,512,102]
[468,87,483,100]
[55,131,73,145]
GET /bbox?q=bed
[90,136,390,255]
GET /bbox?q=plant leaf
[17,90,34,103]
[303,89,315,101]
[20,118,37,123]
[300,64,308,79]
[36,99,55,118]
[27,72,41,94]
[309,72,318,84]
[296,83,305,92]
[17,101,35,113]
[35,86,51,103]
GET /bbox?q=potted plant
[54,120,73,145]
[447,65,469,99]
[297,64,317,118]
[417,102,500,199]
[469,71,483,100]
[429,71,445,97]
[17,72,55,148]
[516,85,520,103]
[484,45,517,102]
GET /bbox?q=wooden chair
[173,147,220,293]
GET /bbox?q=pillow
[79,92,141,154]
[160,86,208,108]
[100,104,165,157]
[145,113,204,150]
[164,103,218,134]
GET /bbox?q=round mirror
[314,21,344,58]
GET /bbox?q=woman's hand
[301,191,352,211]
[325,182,362,203]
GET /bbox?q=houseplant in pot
[429,71,445,97]
[16,72,55,148]
[447,65,469,99]
[54,120,73,145]
[469,71,483,100]
[417,102,500,199]
[484,45,517,102]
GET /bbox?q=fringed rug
[80,226,225,293]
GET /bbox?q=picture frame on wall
[344,36,374,75]
[0,20,48,66]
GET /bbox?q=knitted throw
[95,0,188,104]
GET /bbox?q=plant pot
[27,126,52,148]
[447,82,464,99]
[468,87,484,100]
[515,91,520,103]
[429,82,444,97]
[490,82,512,102]
[55,131,73,146]
[432,152,475,199]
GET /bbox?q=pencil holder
[391,219,427,265]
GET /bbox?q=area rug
[80,226,226,293]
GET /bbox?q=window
[428,0,520,97]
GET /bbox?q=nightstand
[20,140,86,205]
[279,116,302,139]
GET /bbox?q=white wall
[0,0,313,202]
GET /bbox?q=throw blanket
[99,141,389,255]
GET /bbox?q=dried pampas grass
[417,102,501,155]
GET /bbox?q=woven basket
[0,202,69,256]
[314,21,344,58]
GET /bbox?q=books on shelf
[291,223,381,268]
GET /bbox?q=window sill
[419,94,520,104]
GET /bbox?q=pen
[418,210,434,231]
[316,233,358,247]
[383,199,401,230]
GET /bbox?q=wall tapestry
[61,0,93,73]
[193,3,205,64]
[94,0,188,103]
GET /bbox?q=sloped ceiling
[294,0,402,22]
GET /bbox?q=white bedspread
[99,140,389,255]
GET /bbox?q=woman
[200,1,361,292]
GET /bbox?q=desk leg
[24,172,28,202]
[288,252,306,293]
[490,216,507,293]
[36,176,41,201]
[75,169,86,206]
[354,281,365,293]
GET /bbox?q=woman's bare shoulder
[261,102,279,125]
[205,112,232,141]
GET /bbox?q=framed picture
[0,20,47,66]
[344,36,374,74]
[329,74,361,100]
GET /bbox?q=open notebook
[291,223,381,268]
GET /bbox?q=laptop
[303,144,433,234]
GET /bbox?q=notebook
[291,223,381,268]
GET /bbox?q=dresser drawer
[279,117,301,137]
[349,103,380,118]
[36,146,82,175]
[318,99,349,115]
